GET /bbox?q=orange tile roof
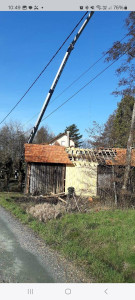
[25,145,135,167]
[25,144,73,165]
[105,148,135,166]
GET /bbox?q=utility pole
[28,11,94,144]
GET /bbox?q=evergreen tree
[87,95,135,148]
[105,12,135,194]
[112,95,135,147]
[65,124,83,147]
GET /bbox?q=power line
[0,12,89,126]
[34,44,134,128]
[3,44,134,139]
[50,30,133,103]
[23,29,132,128]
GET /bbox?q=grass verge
[0,192,135,283]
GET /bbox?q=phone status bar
[7,4,129,11]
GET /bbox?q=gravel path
[0,205,90,283]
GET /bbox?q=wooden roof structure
[66,147,135,166]
[25,144,135,167]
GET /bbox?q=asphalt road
[0,206,89,283]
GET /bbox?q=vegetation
[34,126,54,144]
[87,95,135,148]
[104,12,135,194]
[112,95,135,147]
[65,124,83,147]
[105,11,135,97]
[0,121,26,169]
[0,122,26,190]
[87,12,135,147]
[0,122,54,191]
[87,12,135,197]
[1,192,135,283]
[0,13,134,283]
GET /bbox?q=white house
[49,131,75,147]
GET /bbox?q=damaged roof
[66,147,135,166]
[105,148,135,166]
[25,145,135,167]
[25,144,73,165]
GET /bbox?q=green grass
[0,192,135,282]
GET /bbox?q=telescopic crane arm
[28,11,94,144]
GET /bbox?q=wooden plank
[25,163,31,194]
[51,192,67,204]
[29,163,66,195]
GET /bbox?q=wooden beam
[51,192,67,204]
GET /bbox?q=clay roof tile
[24,144,72,165]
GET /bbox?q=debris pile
[17,191,100,223]
[25,194,94,222]
[26,202,66,222]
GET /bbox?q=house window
[61,141,65,146]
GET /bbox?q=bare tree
[34,126,54,144]
[0,121,27,190]
[105,12,135,198]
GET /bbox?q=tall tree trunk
[121,100,135,193]
[112,166,117,206]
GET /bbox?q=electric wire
[23,29,133,128]
[5,43,134,139]
[0,11,89,126]
[24,43,134,137]
[41,45,134,121]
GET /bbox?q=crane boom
[28,11,94,144]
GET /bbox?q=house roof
[105,148,135,166]
[49,132,65,144]
[48,132,74,144]
[25,144,73,165]
[66,147,135,166]
[25,145,135,167]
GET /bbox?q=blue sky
[0,11,130,139]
